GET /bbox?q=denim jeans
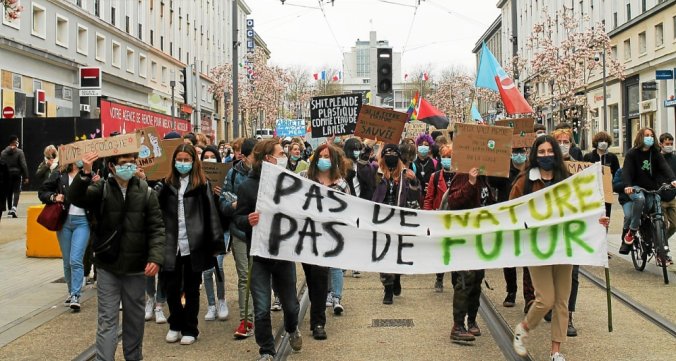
[57,214,90,297]
[330,268,344,299]
[628,192,655,230]
[250,258,299,357]
[145,273,166,304]
[202,232,229,306]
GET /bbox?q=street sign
[2,106,14,118]
[79,89,102,96]
[656,70,674,80]
[665,99,676,107]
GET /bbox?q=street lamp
[595,49,608,131]
[169,80,176,131]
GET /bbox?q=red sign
[80,67,101,88]
[3,106,14,119]
[100,100,190,137]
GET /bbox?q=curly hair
[415,133,435,146]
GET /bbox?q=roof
[472,16,502,53]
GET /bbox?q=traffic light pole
[170,80,176,131]
[232,0,240,138]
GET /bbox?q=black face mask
[537,156,556,171]
[384,155,399,169]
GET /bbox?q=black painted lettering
[302,184,324,212]
[327,190,348,212]
[397,235,414,265]
[268,213,298,256]
[295,217,321,256]
[371,231,391,262]
[399,209,420,228]
[372,204,396,224]
[322,221,346,257]
[273,173,302,205]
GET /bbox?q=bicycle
[630,184,673,285]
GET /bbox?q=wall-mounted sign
[641,81,657,91]
[655,70,673,80]
[246,18,255,54]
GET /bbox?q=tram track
[479,292,534,361]
[579,267,676,338]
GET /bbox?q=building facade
[472,16,503,120]
[1,0,255,141]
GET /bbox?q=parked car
[255,129,274,139]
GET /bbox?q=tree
[427,67,474,123]
[3,0,23,20]
[285,66,316,119]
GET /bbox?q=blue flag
[471,103,483,122]
[475,43,502,92]
[321,70,326,81]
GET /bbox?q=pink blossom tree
[3,0,23,20]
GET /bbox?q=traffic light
[377,48,392,95]
[179,67,191,105]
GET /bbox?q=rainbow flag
[407,91,419,121]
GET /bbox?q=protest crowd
[3,104,675,361]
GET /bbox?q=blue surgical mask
[441,157,452,170]
[418,145,430,157]
[291,155,301,161]
[114,163,137,181]
[317,158,332,171]
[75,160,84,168]
[644,136,654,147]
[353,150,361,159]
[175,161,193,175]
[334,137,342,144]
[511,153,527,165]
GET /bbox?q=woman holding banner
[299,143,351,339]
[372,144,421,304]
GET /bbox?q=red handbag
[37,202,67,231]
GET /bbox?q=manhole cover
[371,319,414,328]
[52,277,66,283]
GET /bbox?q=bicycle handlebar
[633,184,675,194]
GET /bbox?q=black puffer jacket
[69,174,166,275]
[157,180,225,272]
[234,172,261,255]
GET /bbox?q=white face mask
[274,155,288,169]
[203,158,217,163]
[597,142,608,151]
[663,145,674,154]
[559,143,570,155]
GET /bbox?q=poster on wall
[100,100,190,137]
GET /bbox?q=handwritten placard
[495,118,535,135]
[404,121,428,140]
[310,94,362,138]
[512,132,537,148]
[202,162,232,187]
[354,105,408,144]
[452,123,513,177]
[58,134,140,165]
[566,161,614,202]
[275,119,306,138]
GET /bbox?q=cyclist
[622,127,676,266]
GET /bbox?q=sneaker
[217,299,229,320]
[205,305,217,321]
[154,307,167,324]
[332,297,344,315]
[9,207,17,218]
[63,295,72,307]
[271,296,282,311]
[624,230,635,245]
[166,330,181,343]
[351,270,361,278]
[234,320,254,339]
[450,324,475,342]
[325,292,333,307]
[513,322,528,356]
[288,328,303,351]
[550,352,566,361]
[467,321,481,336]
[145,297,154,321]
[256,354,274,361]
[69,295,81,311]
[503,292,516,307]
[180,335,196,345]
[312,325,327,340]
[434,279,443,293]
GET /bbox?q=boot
[450,323,475,342]
[393,275,402,296]
[567,312,577,337]
[383,285,394,304]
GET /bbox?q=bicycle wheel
[651,219,670,284]
[631,236,647,271]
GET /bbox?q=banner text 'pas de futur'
[251,163,608,274]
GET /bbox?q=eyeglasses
[115,163,136,170]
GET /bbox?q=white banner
[251,162,608,274]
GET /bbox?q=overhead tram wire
[400,2,420,57]
[317,0,353,80]
[425,0,489,28]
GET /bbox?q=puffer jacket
[157,180,225,272]
[69,174,165,275]
[219,161,251,240]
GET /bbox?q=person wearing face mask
[234,139,303,360]
[622,127,676,266]
[658,133,676,246]
[583,132,620,220]
[423,144,455,293]
[551,128,581,162]
[343,138,363,197]
[356,144,378,201]
[36,145,59,186]
[287,142,309,174]
[298,144,350,339]
[494,146,535,313]
[413,134,438,201]
[372,144,421,305]
[219,138,257,338]
[68,151,165,361]
[534,123,547,138]
[39,159,96,312]
[155,144,225,345]
[1,135,29,218]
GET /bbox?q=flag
[423,72,429,81]
[406,91,419,121]
[471,103,484,122]
[332,75,339,81]
[475,43,533,115]
[321,70,326,81]
[313,73,319,80]
[417,98,449,129]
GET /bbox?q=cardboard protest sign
[310,94,362,138]
[251,162,608,274]
[275,119,306,138]
[354,105,408,144]
[452,123,513,177]
[566,161,614,202]
[202,162,232,187]
[512,132,537,148]
[59,133,139,165]
[134,126,183,181]
[495,118,535,135]
[404,121,428,139]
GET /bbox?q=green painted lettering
[473,210,499,228]
[528,193,553,220]
[530,225,558,259]
[443,212,471,229]
[564,220,594,256]
[552,183,578,216]
[498,202,524,224]
[513,229,522,256]
[573,174,602,212]
[442,237,466,265]
[476,231,503,261]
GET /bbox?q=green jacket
[69,173,165,275]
